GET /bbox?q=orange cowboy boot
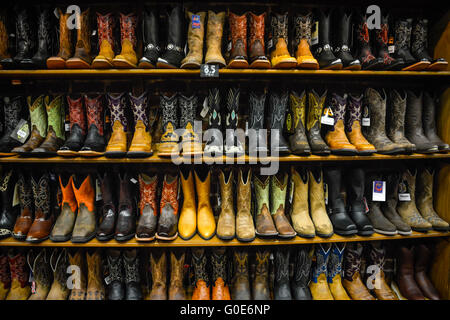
[92,12,115,68]
[292,12,319,69]
[112,13,138,68]
[46,9,73,68]
[211,247,231,300]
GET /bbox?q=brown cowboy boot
[156,174,179,240]
[248,12,270,68]
[271,173,296,238]
[68,250,87,300]
[0,252,11,299]
[86,249,105,300]
[92,12,115,68]
[136,173,158,241]
[6,251,30,300]
[47,8,73,69]
[227,13,249,68]
[71,174,97,243]
[217,169,235,240]
[50,174,77,242]
[46,249,70,300]
[169,249,187,300]
[147,250,167,300]
[205,11,226,67]
[236,168,256,242]
[66,8,92,68]
[181,11,206,68]
[113,13,138,68]
[232,249,251,300]
[12,173,34,240]
[27,249,52,300]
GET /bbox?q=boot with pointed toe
[333,10,361,70]
[254,174,277,237]
[292,247,312,300]
[373,14,404,70]
[293,12,319,69]
[232,249,251,300]
[113,13,138,68]
[105,249,124,300]
[204,88,223,155]
[58,96,86,156]
[423,92,449,151]
[205,11,226,67]
[169,249,187,300]
[192,248,210,300]
[181,11,206,68]
[179,95,202,156]
[46,9,72,69]
[156,174,179,240]
[366,243,398,300]
[178,169,196,240]
[247,91,268,155]
[96,172,116,241]
[211,247,231,300]
[46,249,70,300]
[291,167,315,238]
[92,12,115,68]
[194,169,216,240]
[12,174,34,240]
[309,169,334,237]
[115,173,136,241]
[128,92,152,157]
[387,90,416,153]
[307,90,330,155]
[0,170,18,239]
[328,244,351,300]
[253,249,270,300]
[309,244,334,300]
[71,175,97,243]
[236,169,255,242]
[105,93,129,158]
[224,88,244,156]
[227,13,248,68]
[314,10,342,70]
[6,252,30,300]
[50,174,77,242]
[68,250,87,300]
[136,174,158,241]
[79,95,106,156]
[217,170,235,240]
[157,6,185,69]
[269,91,290,155]
[27,249,51,300]
[354,13,383,70]
[347,168,374,236]
[86,250,105,300]
[269,13,297,68]
[248,12,270,68]
[139,9,160,68]
[66,8,92,69]
[287,91,311,155]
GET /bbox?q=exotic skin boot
[157,94,179,157]
[211,247,231,300]
[105,93,129,158]
[156,174,179,240]
[405,90,438,153]
[12,173,34,240]
[46,8,72,68]
[71,174,97,243]
[27,249,51,300]
[396,245,426,300]
[178,169,196,240]
[269,91,290,154]
[123,249,142,300]
[224,87,244,155]
[192,248,210,300]
[309,244,334,300]
[139,9,160,68]
[342,243,375,300]
[169,250,186,300]
[32,95,65,156]
[387,90,416,153]
[86,250,105,300]
[96,172,117,241]
[274,248,292,300]
[292,246,312,300]
[0,96,23,155]
[13,8,36,68]
[204,88,223,155]
[345,93,376,155]
[269,13,297,68]
[363,88,404,154]
[292,12,319,69]
[327,243,351,300]
[307,90,330,155]
[205,11,226,66]
[248,12,270,68]
[92,12,115,68]
[227,12,248,68]
[157,6,185,69]
[287,91,311,155]
[333,10,361,70]
[0,170,18,239]
[354,13,383,70]
[291,167,315,238]
[136,174,158,241]
[271,173,296,238]
[314,10,342,70]
[113,13,138,68]
[347,168,374,236]
[79,95,106,156]
[0,252,10,299]
[325,93,357,155]
[253,249,270,300]
[254,174,278,237]
[179,94,202,156]
[105,249,124,300]
[115,172,136,241]
[247,91,268,154]
[309,169,334,237]
[414,244,440,300]
[128,92,152,157]
[195,169,216,240]
[423,92,449,151]
[147,250,167,300]
[217,170,235,240]
[68,250,87,300]
[366,243,398,300]
[232,249,251,300]
[31,8,53,68]
[50,174,77,242]
[181,11,206,68]
[66,8,92,69]
[6,251,30,300]
[58,96,86,156]
[373,14,404,70]
[46,249,70,300]
[236,168,255,242]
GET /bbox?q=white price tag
[95,179,102,201]
[17,129,27,139]
[12,182,20,207]
[388,45,395,54]
[372,181,386,202]
[324,183,328,205]
[321,116,334,126]
[227,41,232,52]
[311,21,319,45]
[398,193,411,201]
[362,118,370,126]
[65,123,70,132]
[289,179,294,204]
[200,97,209,118]
[267,39,273,50]
[130,178,138,184]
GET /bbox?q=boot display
[271,173,296,238]
[68,250,87,300]
[157,6,185,69]
[178,168,196,240]
[92,13,115,68]
[307,90,330,155]
[27,249,51,300]
[181,11,206,68]
[268,91,290,155]
[79,95,106,156]
[46,9,72,69]
[211,247,231,300]
[274,248,292,300]
[179,94,202,156]
[253,249,270,300]
[115,172,136,241]
[57,96,86,156]
[192,248,210,300]
[236,168,255,242]
[290,167,315,238]
[71,174,97,243]
[254,174,278,237]
[0,97,23,155]
[96,172,117,241]
[86,249,105,300]
[292,12,319,69]
[247,91,268,154]
[113,13,138,68]
[105,93,129,158]
[396,245,426,300]
[139,9,160,68]
[169,249,186,300]
[414,244,440,300]
[248,12,270,68]
[314,10,342,70]
[204,88,223,155]
[46,249,70,300]
[136,174,158,241]
[123,249,142,300]
[12,173,34,240]
[227,13,249,68]
[6,251,30,300]
[128,92,153,157]
[309,169,334,238]
[333,10,361,70]
[66,8,92,69]
[309,244,334,300]
[13,8,36,68]
[327,243,350,300]
[292,246,312,300]
[373,14,404,70]
[269,13,297,68]
[232,249,251,300]
[217,170,235,240]
[224,87,244,155]
[0,170,18,239]
[157,94,179,157]
[354,13,383,70]
[148,250,167,300]
[422,92,449,151]
[286,91,311,155]
[366,243,398,300]
[387,90,416,153]
[204,11,226,67]
[194,169,216,240]
[156,173,179,240]
[31,7,53,68]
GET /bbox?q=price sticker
[362,118,370,126]
[398,193,411,201]
[200,64,219,78]
[372,181,386,202]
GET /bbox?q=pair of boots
[267,13,298,68]
[11,96,65,157]
[0,249,30,300]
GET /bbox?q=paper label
[324,183,328,205]
[311,21,319,45]
[372,181,386,202]
[200,97,209,119]
[388,45,395,54]
[95,179,102,201]
[10,119,30,143]
[200,64,219,78]
[267,39,273,50]
[227,41,232,52]
[104,275,111,285]
[321,115,334,126]
[362,118,370,127]
[289,179,294,204]
[130,178,138,184]
[191,14,201,29]
[12,182,20,207]
[65,123,71,132]
[398,193,411,201]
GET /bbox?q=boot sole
[178,232,196,241]
[397,230,412,236]
[127,151,153,158]
[363,61,385,70]
[278,233,297,239]
[427,61,448,71]
[49,234,72,242]
[227,59,249,69]
[272,60,297,69]
[216,234,235,241]
[376,148,405,155]
[157,151,180,157]
[402,61,430,71]
[0,230,12,239]
[411,227,432,233]
[46,58,66,69]
[155,233,178,241]
[236,235,256,242]
[96,234,114,241]
[297,60,320,69]
[357,149,377,155]
[114,233,135,242]
[78,150,105,157]
[296,232,315,239]
[156,61,178,69]
[344,63,362,71]
[0,152,17,157]
[112,59,137,68]
[255,231,279,238]
[205,60,226,68]
[415,147,439,154]
[11,233,26,241]
[311,150,331,156]
[316,231,334,238]
[432,226,450,232]
[334,229,358,236]
[197,230,216,241]
[330,149,357,156]
[71,232,96,243]
[322,61,343,70]
[66,58,91,69]
[30,151,58,157]
[373,228,398,236]
[57,150,79,157]
[181,62,201,69]
[135,234,156,241]
[91,59,113,69]
[26,235,49,243]
[138,61,156,69]
[105,151,127,158]
[358,230,374,236]
[291,150,311,156]
[249,60,271,69]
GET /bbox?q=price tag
[289,179,294,204]
[104,275,111,285]
[321,116,334,126]
[267,39,273,50]
[130,178,138,184]
[362,118,370,126]
[17,129,27,139]
[65,123,71,132]
[200,64,219,78]
[311,21,319,45]
[200,97,209,118]
[227,41,232,52]
[372,181,386,202]
[398,193,411,201]
[191,14,201,29]
[12,182,20,207]
[96,179,102,201]
[388,45,395,54]
[10,119,30,143]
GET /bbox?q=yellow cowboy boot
[327,244,351,300]
[205,11,226,67]
[105,93,129,158]
[269,13,297,68]
[128,92,153,157]
[178,169,197,240]
[181,12,206,68]
[194,169,216,240]
[113,13,138,68]
[92,12,115,68]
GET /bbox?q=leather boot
[179,94,202,156]
[205,11,226,67]
[328,243,351,300]
[227,13,248,68]
[414,244,440,300]
[274,248,292,300]
[232,249,251,300]
[309,169,334,237]
[253,249,270,300]
[271,173,295,238]
[354,13,383,70]
[13,8,36,68]
[0,97,23,155]
[292,246,312,300]
[291,167,315,238]
[423,92,449,151]
[416,168,449,231]
[387,90,416,153]
[115,172,136,241]
[128,91,153,157]
[309,244,334,300]
[412,19,448,71]
[342,243,375,300]
[247,91,268,154]
[248,12,270,68]
[181,11,206,68]
[46,9,72,69]
[236,168,255,242]
[6,251,30,300]
[217,170,235,240]
[123,249,142,300]
[397,245,426,300]
[211,247,230,300]
[394,19,429,71]
[27,249,51,300]
[157,6,185,69]
[269,13,297,68]
[31,8,53,68]
[156,174,179,240]
[287,91,311,155]
[92,13,115,68]
[373,14,404,70]
[96,172,116,240]
[136,174,158,241]
[178,169,196,240]
[314,10,342,70]
[147,250,167,300]
[105,93,129,158]
[406,90,438,153]
[113,13,138,68]
[50,174,77,242]
[32,95,65,156]
[345,93,376,155]
[139,9,160,68]
[254,174,277,237]
[325,168,357,236]
[71,175,97,243]
[68,250,87,300]
[86,249,105,300]
[224,87,244,155]
[0,170,18,239]
[66,8,92,68]
[12,96,47,155]
[192,248,210,300]
[0,253,10,299]
[169,249,186,300]
[333,10,361,70]
[325,93,357,155]
[307,90,330,155]
[46,249,70,300]
[79,95,106,156]
[269,91,290,154]
[293,12,319,69]
[0,11,13,69]
[363,88,404,154]
[58,96,86,156]
[347,168,374,236]
[195,169,216,240]
[12,173,34,240]
[157,94,179,157]
[366,243,398,300]
[105,249,124,300]
[204,88,223,155]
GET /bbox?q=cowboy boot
[66,8,92,68]
[309,169,334,237]
[169,249,186,300]
[139,9,161,68]
[204,88,223,155]
[414,244,440,300]
[247,91,268,154]
[269,13,297,68]
[347,168,374,236]
[236,168,255,242]
[58,96,86,156]
[274,247,292,300]
[293,12,319,69]
[217,170,235,240]
[309,244,334,300]
[157,6,185,68]
[128,92,152,157]
[366,243,398,300]
[333,10,361,70]
[96,172,116,241]
[0,10,13,69]
[327,243,351,300]
[194,169,216,240]
[31,7,53,68]
[227,12,248,68]
[287,91,311,155]
[211,247,230,300]
[178,168,196,240]
[269,91,290,154]
[50,174,77,242]
[0,252,10,299]
[387,90,416,153]
[271,173,296,238]
[46,249,70,300]
[314,10,342,70]
[156,173,179,240]
[86,249,105,300]
[396,245,426,300]
[232,249,251,300]
[27,249,52,300]
[224,87,244,155]
[291,167,315,238]
[79,95,106,156]
[136,174,158,241]
[13,8,36,68]
[68,250,87,300]
[115,172,136,241]
[354,12,383,70]
[47,9,72,68]
[147,250,167,300]
[0,170,18,239]
[105,249,124,300]
[179,94,202,156]
[254,174,278,237]
[113,13,138,68]
[253,249,270,300]
[6,251,30,300]
[12,173,34,240]
[292,246,312,300]
[91,13,115,68]
[181,11,206,68]
[105,93,129,158]
[192,248,210,300]
[205,11,226,66]
[32,95,65,156]
[71,174,97,243]
[0,97,23,155]
[123,249,142,300]
[157,94,179,157]
[307,90,330,155]
[423,92,449,151]
[248,12,270,68]
[325,93,357,155]
[373,14,404,70]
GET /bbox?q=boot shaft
[330,92,347,123]
[395,19,413,50]
[248,91,266,130]
[225,87,240,130]
[105,250,123,283]
[364,88,387,134]
[179,94,198,129]
[312,244,330,280]
[270,13,289,49]
[36,8,53,52]
[0,11,10,58]
[270,173,288,215]
[84,94,104,135]
[59,174,76,211]
[160,94,178,131]
[4,96,23,133]
[118,172,133,208]
[345,93,363,132]
[142,9,159,48]
[294,247,312,286]
[192,248,209,283]
[255,249,269,279]
[211,247,227,282]
[49,248,70,288]
[233,249,249,279]
[150,250,167,285]
[387,89,407,137]
[0,254,11,289]
[86,250,104,291]
[68,250,87,287]
[170,250,185,285]
[219,170,233,212]
[328,244,345,282]
[335,10,352,47]
[8,252,29,288]
[293,12,313,48]
[355,14,371,47]
[248,12,266,56]
[16,8,35,53]
[194,170,211,206]
[129,91,149,129]
[287,91,306,134]
[268,91,288,130]
[229,12,247,53]
[123,250,140,285]
[374,14,390,49]
[411,19,430,58]
[207,11,225,45]
[397,245,415,276]
[237,168,251,213]
[325,167,344,209]
[96,12,115,51]
[422,92,438,135]
[18,173,33,213]
[45,95,65,140]
[207,88,221,129]
[275,248,290,283]
[254,174,270,214]
[28,95,48,139]
[307,90,326,132]
[416,168,434,206]
[139,173,157,215]
[67,95,86,135]
[72,174,95,212]
[27,249,52,297]
[119,13,137,48]
[343,243,363,281]
[75,8,91,53]
[309,169,326,211]
[0,170,16,211]
[56,9,72,58]
[405,90,425,136]
[31,173,50,219]
[107,92,128,131]
[160,174,178,215]
[180,169,195,209]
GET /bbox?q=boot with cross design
[105,93,129,158]
[128,92,152,158]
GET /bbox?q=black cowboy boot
[253,249,270,300]
[306,90,330,155]
[204,88,223,155]
[274,247,292,300]
[0,97,23,154]
[314,9,342,69]
[224,87,244,156]
[268,91,290,155]
[292,246,313,300]
[157,6,185,68]
[286,91,310,155]
[105,249,124,300]
[394,18,429,71]
[139,8,160,68]
[14,8,36,68]
[96,172,117,241]
[373,14,404,70]
[79,95,106,156]
[123,249,142,300]
[58,95,86,156]
[115,172,136,242]
[411,19,445,70]
[0,170,18,239]
[333,9,361,70]
[354,12,383,70]
[31,7,53,68]
[247,91,268,155]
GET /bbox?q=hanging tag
[324,183,328,205]
[289,179,294,204]
[388,45,395,54]
[10,119,30,143]
[362,118,370,127]
[398,193,411,201]
[245,121,249,136]
[191,14,201,29]
[388,36,395,54]
[104,275,112,285]
[91,30,97,36]
[372,181,386,202]
[65,122,71,132]
[96,179,102,201]
[321,107,334,126]
[49,173,56,181]
[200,97,210,119]
[12,182,20,207]
[227,41,232,53]
[363,197,369,213]
[29,272,36,294]
[130,178,138,184]
[311,21,319,45]
[269,253,274,260]
[267,38,273,50]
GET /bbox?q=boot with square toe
[287,91,311,155]
[327,244,351,300]
[50,174,77,242]
[96,172,116,241]
[366,243,398,300]
[128,91,153,158]
[254,175,278,237]
[115,173,136,242]
[156,174,179,241]
[309,244,334,300]
[309,169,334,238]
[181,11,206,69]
[270,13,297,68]
[139,9,161,68]
[333,10,361,70]
[307,90,330,155]
[113,13,138,68]
[248,12,270,68]
[157,94,179,157]
[205,11,226,67]
[71,175,97,243]
[136,174,158,241]
[157,6,185,69]
[58,96,86,156]
[315,10,342,70]
[46,9,72,69]
[271,173,296,239]
[291,167,315,238]
[423,92,449,152]
[79,95,106,157]
[105,93,129,158]
[227,13,249,68]
[66,9,92,69]
[92,13,115,68]
[293,12,319,69]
